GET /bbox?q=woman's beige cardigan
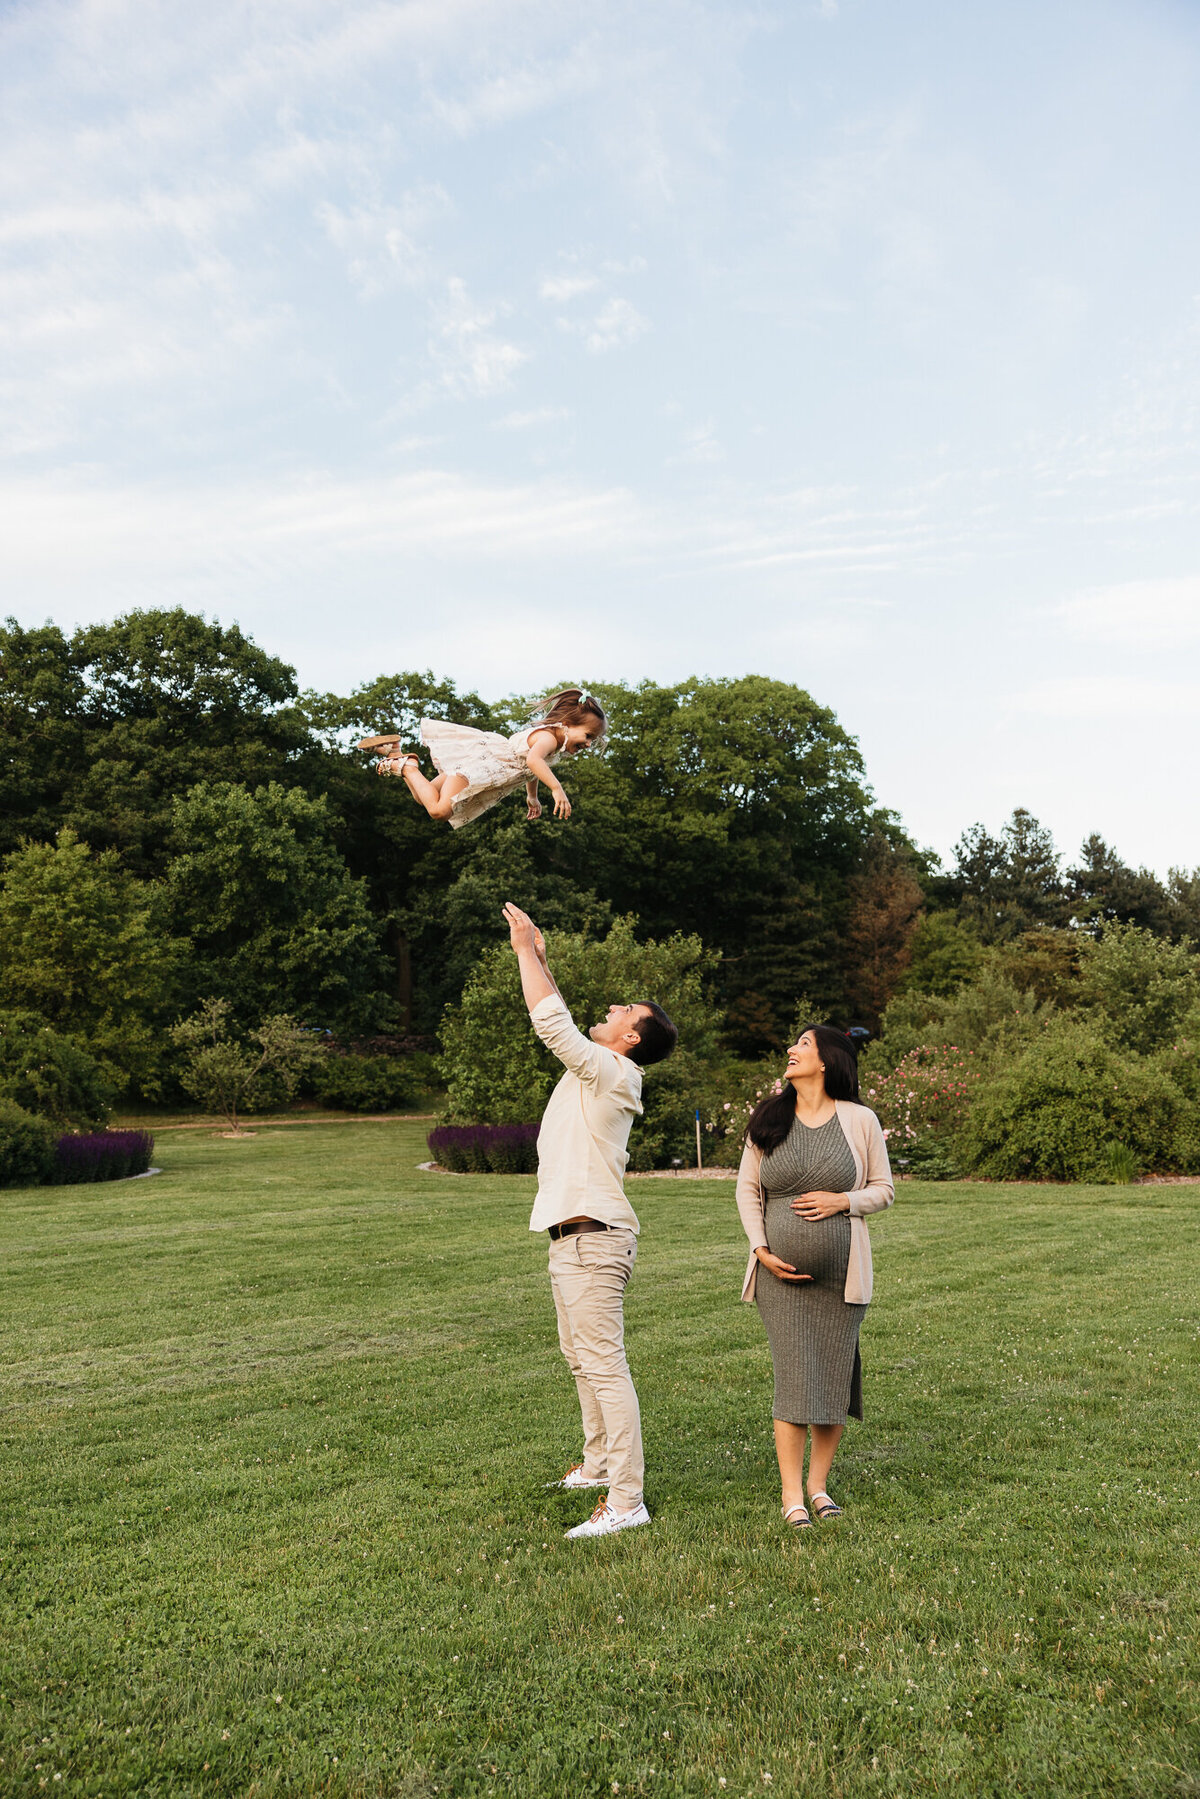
[735,1099,895,1305]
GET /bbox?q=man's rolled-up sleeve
[530,995,606,1086]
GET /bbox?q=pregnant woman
[735,1025,894,1531]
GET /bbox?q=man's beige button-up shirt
[527,994,643,1235]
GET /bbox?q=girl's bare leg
[806,1423,844,1501]
[773,1419,808,1517]
[400,762,469,821]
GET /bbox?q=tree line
[2,606,1197,1113]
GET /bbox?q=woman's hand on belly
[789,1190,851,1219]
[754,1246,814,1284]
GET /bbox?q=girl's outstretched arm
[525,729,571,819]
[525,777,542,821]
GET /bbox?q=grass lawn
[1,1122,1197,1798]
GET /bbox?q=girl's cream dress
[418,720,564,829]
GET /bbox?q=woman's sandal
[809,1491,843,1521]
[783,1502,812,1530]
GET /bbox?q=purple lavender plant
[427,1123,539,1175]
[53,1130,155,1185]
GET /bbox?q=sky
[2,0,1199,874]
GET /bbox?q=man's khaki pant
[548,1227,643,1513]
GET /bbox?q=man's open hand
[503,902,539,955]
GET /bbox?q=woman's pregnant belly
[764,1195,851,1289]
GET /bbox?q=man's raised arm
[503,902,559,1010]
[503,902,604,1084]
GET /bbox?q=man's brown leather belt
[547,1219,610,1241]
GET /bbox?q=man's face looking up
[589,1002,652,1057]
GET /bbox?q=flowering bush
[863,1044,982,1170]
[696,1067,786,1166]
[52,1130,155,1184]
[427,1122,540,1175]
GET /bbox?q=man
[503,902,678,1540]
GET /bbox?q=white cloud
[0,466,645,592]
[583,297,649,354]
[492,406,572,429]
[427,277,529,398]
[316,187,451,297]
[1057,577,1200,648]
[670,419,723,464]
[539,273,599,302]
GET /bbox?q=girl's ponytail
[536,687,608,746]
[538,688,586,716]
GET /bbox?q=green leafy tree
[0,1012,114,1128]
[469,675,883,1050]
[170,999,322,1131]
[0,830,180,1094]
[1166,866,1200,942]
[900,912,984,998]
[164,782,392,1033]
[298,671,499,1033]
[951,809,1072,942]
[991,928,1084,1008]
[1076,921,1200,1049]
[300,670,494,747]
[840,831,924,1027]
[0,619,87,854]
[439,917,721,1169]
[400,820,613,1021]
[1067,834,1176,936]
[0,609,310,874]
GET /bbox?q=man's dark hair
[628,1001,678,1067]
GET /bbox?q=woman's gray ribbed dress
[755,1113,866,1425]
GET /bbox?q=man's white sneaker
[565,1499,651,1540]
[546,1461,609,1491]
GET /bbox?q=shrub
[52,1130,155,1184]
[1150,1019,1200,1172]
[170,998,321,1130]
[428,1123,540,1174]
[0,1010,115,1128]
[696,1059,785,1167]
[0,1099,57,1188]
[864,966,1048,1074]
[312,1052,419,1114]
[863,1044,983,1162]
[956,1016,1187,1182]
[1077,921,1200,1049]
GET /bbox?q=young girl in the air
[358,688,607,830]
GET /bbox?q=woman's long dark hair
[746,1024,861,1154]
